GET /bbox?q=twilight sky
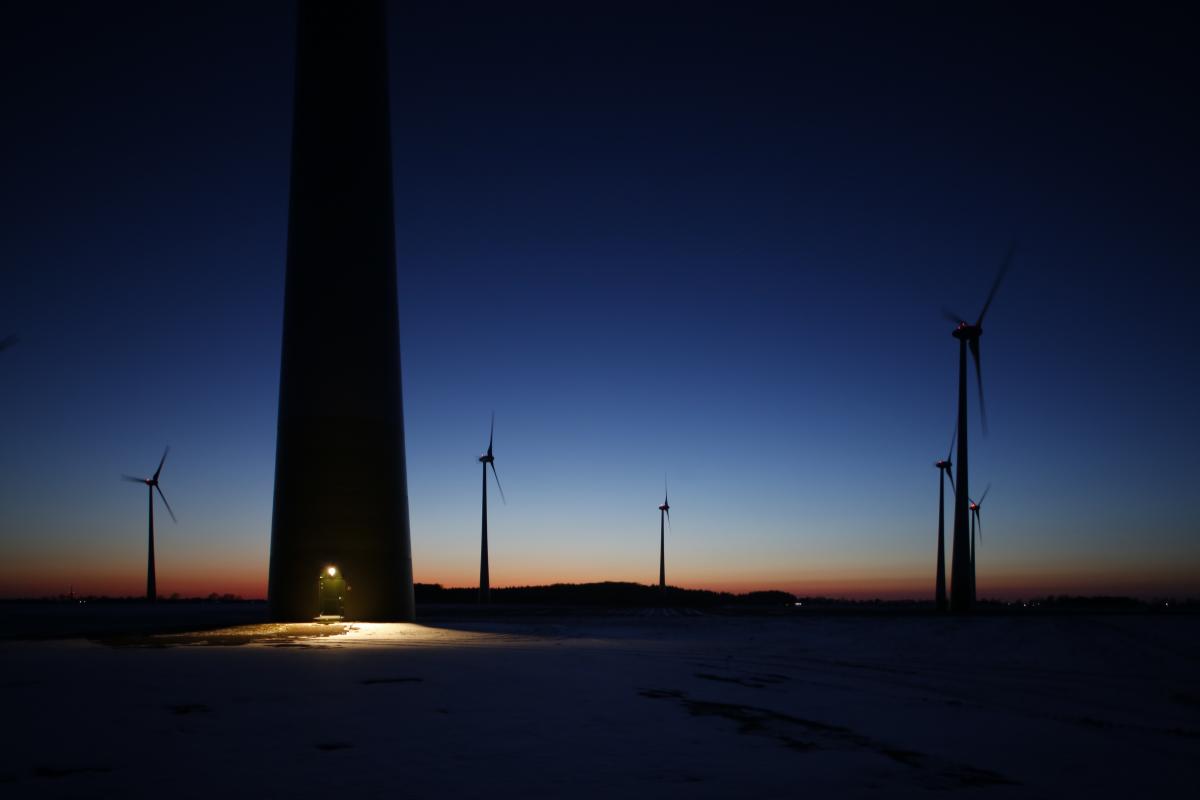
[1,1,1197,599]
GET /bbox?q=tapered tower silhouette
[478,414,505,603]
[658,481,671,588]
[268,0,414,621]
[122,447,175,602]
[933,429,955,611]
[969,484,990,602]
[944,244,1012,613]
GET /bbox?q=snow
[1,611,1197,797]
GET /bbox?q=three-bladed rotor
[943,242,1014,435]
[479,413,505,503]
[658,480,670,527]
[969,483,990,541]
[122,446,176,522]
[934,425,956,493]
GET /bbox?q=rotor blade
[945,468,955,494]
[942,307,967,325]
[979,483,991,504]
[664,474,669,506]
[153,446,170,481]
[969,337,987,435]
[121,474,145,483]
[976,241,1015,325]
[975,509,983,542]
[155,484,177,523]
[489,461,506,505]
[665,507,671,530]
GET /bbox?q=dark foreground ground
[1,606,1197,798]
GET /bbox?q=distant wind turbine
[658,480,671,589]
[943,243,1013,612]
[478,414,505,603]
[933,426,956,612]
[969,484,990,603]
[122,447,176,602]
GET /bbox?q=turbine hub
[479,454,494,463]
[952,323,982,341]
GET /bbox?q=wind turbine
[943,243,1013,612]
[122,447,176,602]
[478,414,505,603]
[657,480,671,589]
[933,426,956,611]
[969,484,990,603]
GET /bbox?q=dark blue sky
[1,1,1197,597]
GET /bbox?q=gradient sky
[1,1,1197,600]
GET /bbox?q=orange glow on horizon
[7,561,1198,602]
[8,533,1198,602]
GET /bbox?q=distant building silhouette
[268,0,414,621]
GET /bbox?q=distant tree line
[5,593,261,604]
[414,581,796,608]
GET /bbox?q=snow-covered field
[2,611,1197,798]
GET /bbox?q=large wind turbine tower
[122,447,176,602]
[268,1,415,621]
[933,429,955,612]
[658,482,671,589]
[943,244,1012,613]
[478,414,505,603]
[969,484,990,602]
